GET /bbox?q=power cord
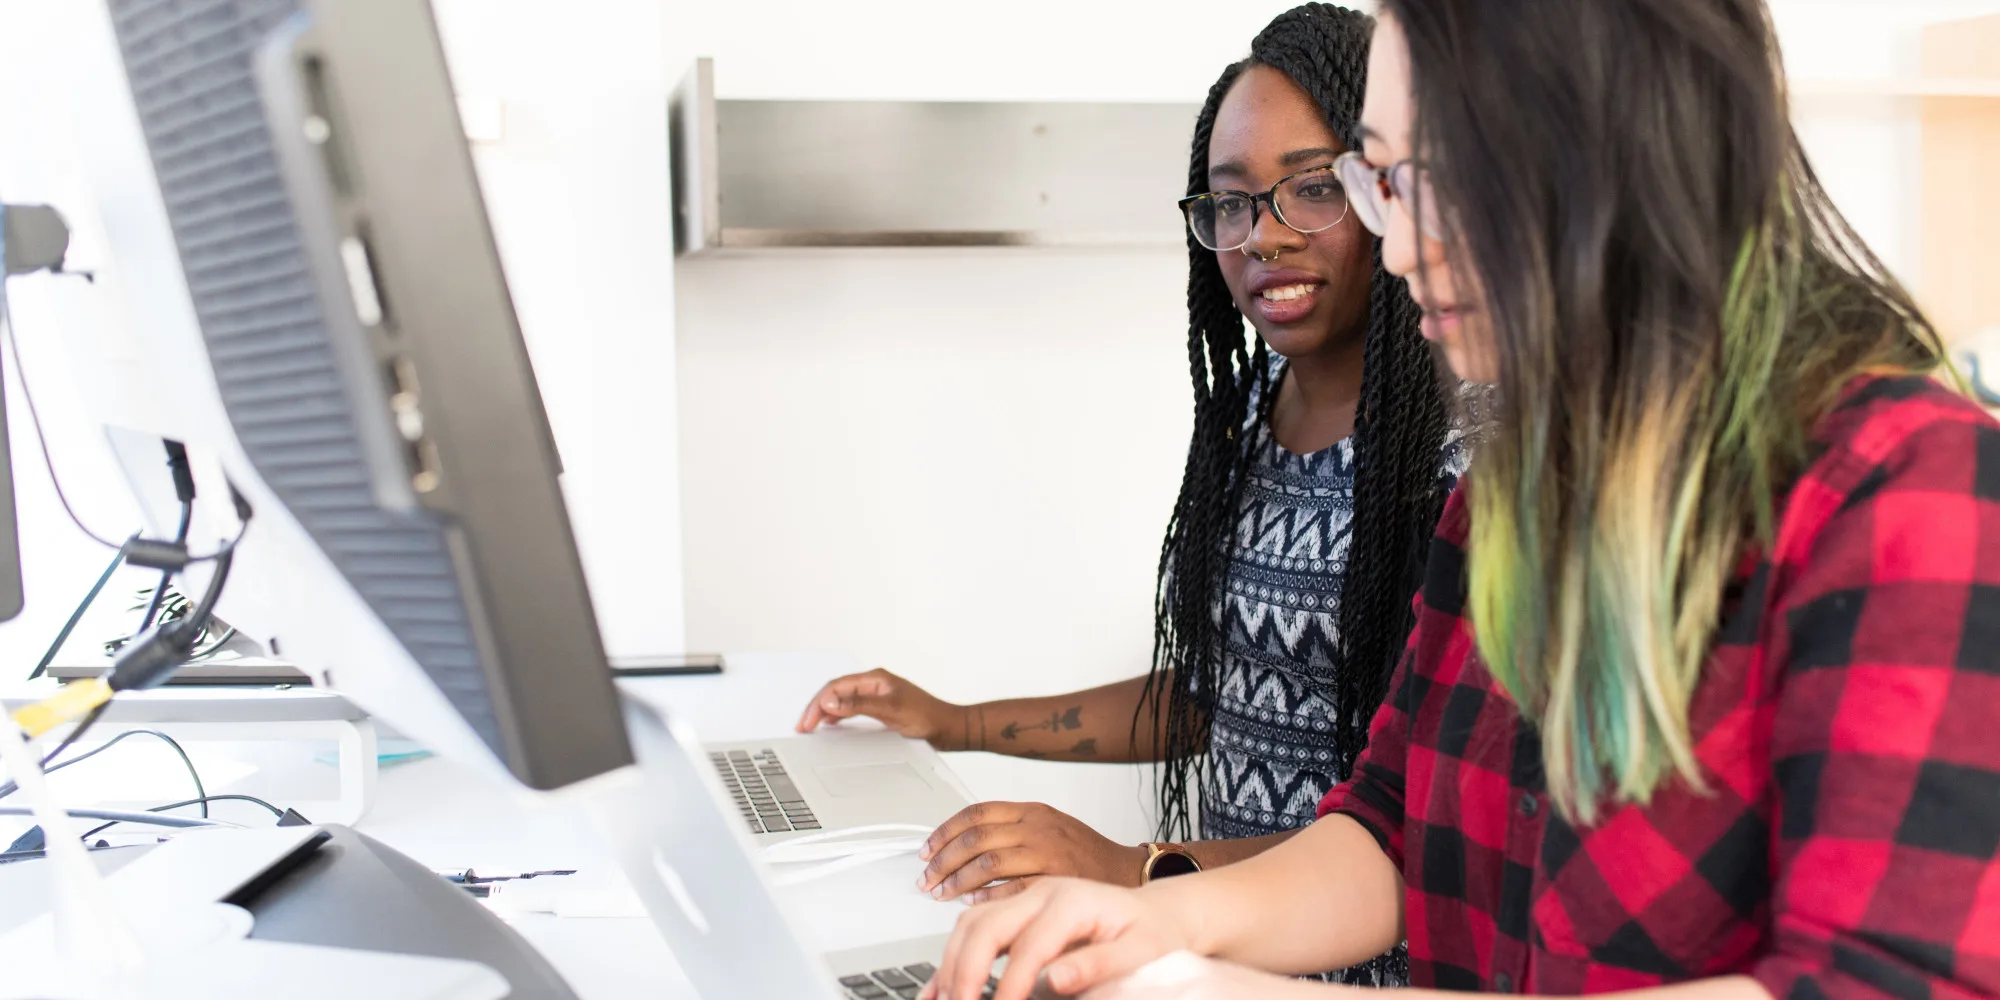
[0,724,206,814]
[134,498,193,635]
[0,289,240,565]
[0,805,229,829]
[35,701,110,774]
[79,793,286,841]
[0,279,129,552]
[0,843,130,866]
[12,528,246,741]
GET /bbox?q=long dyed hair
[1381,0,1948,821]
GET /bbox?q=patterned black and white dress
[1199,365,1466,986]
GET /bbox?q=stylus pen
[435,868,577,884]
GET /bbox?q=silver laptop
[703,727,972,842]
[601,699,1000,1000]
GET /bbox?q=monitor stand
[0,826,508,1000]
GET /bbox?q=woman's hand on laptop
[1068,951,1321,1000]
[923,877,1201,1000]
[916,801,1146,903]
[796,667,968,746]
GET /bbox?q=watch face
[1148,850,1201,880]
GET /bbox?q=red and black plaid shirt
[1321,375,2000,999]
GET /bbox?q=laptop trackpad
[813,762,930,798]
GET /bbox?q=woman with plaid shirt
[923,1,2000,999]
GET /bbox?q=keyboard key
[792,821,821,830]
[764,775,804,801]
[872,969,917,989]
[727,750,750,760]
[763,817,792,832]
[901,963,935,982]
[846,985,887,999]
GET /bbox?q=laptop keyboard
[840,963,996,1000]
[709,748,822,834]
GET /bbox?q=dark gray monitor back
[99,0,630,788]
[0,280,22,625]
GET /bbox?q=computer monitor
[60,0,631,790]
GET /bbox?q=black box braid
[1137,1,1453,932]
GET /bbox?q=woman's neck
[1269,336,1368,455]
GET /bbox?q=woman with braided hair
[797,6,1458,982]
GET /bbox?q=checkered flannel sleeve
[1753,412,2000,1000]
[1318,636,1416,867]
[1318,491,1473,866]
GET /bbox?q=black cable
[0,282,127,552]
[0,702,118,829]
[0,724,206,808]
[106,539,240,694]
[187,626,238,661]
[0,292,233,564]
[26,543,132,681]
[36,701,109,770]
[149,793,283,818]
[0,844,125,865]
[0,805,224,828]
[79,793,285,841]
[177,542,233,633]
[135,502,193,635]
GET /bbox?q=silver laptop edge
[599,698,976,1000]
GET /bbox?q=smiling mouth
[1261,283,1319,302]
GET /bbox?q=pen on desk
[434,868,577,884]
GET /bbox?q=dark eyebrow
[1279,146,1344,168]
[1209,146,1345,183]
[1356,124,1386,146]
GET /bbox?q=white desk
[0,652,1153,998]
[345,651,1154,999]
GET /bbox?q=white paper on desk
[774,850,961,953]
[484,850,959,950]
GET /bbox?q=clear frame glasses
[1177,164,1351,253]
[1333,151,1445,241]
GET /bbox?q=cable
[79,793,284,841]
[0,805,231,828]
[148,793,283,818]
[0,843,128,865]
[134,502,193,635]
[0,283,128,552]
[37,701,109,771]
[9,511,249,740]
[26,543,131,681]
[0,725,206,813]
[187,626,238,660]
[0,292,234,564]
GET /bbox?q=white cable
[759,823,933,865]
[759,823,933,887]
[766,848,911,887]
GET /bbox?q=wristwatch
[1140,842,1202,883]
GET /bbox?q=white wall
[1775,0,2000,305]
[429,0,685,660]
